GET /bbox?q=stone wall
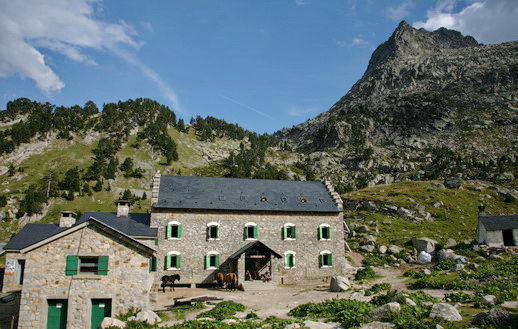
[17,225,154,329]
[485,230,504,247]
[151,209,346,285]
[2,252,26,293]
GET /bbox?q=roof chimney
[478,204,486,217]
[116,200,130,217]
[59,211,77,228]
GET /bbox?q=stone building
[477,206,518,247]
[2,204,156,329]
[152,175,346,286]
[2,174,347,328]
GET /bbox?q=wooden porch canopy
[228,241,282,260]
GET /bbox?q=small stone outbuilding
[477,206,518,247]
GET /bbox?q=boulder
[472,308,518,327]
[363,235,377,245]
[221,319,238,324]
[358,225,370,233]
[361,201,378,212]
[417,251,432,264]
[378,245,387,254]
[367,302,401,320]
[133,310,161,325]
[100,318,126,329]
[300,320,343,328]
[412,238,437,254]
[429,303,462,322]
[489,254,502,260]
[433,201,443,208]
[481,295,496,306]
[444,238,457,248]
[444,176,463,189]
[330,276,350,292]
[397,207,412,216]
[496,172,514,184]
[454,255,468,264]
[437,249,456,261]
[388,245,402,254]
[361,245,375,253]
[452,264,465,271]
[359,322,395,329]
[428,182,445,189]
[423,268,432,275]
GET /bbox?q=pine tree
[8,164,15,177]
[93,179,103,192]
[142,192,147,200]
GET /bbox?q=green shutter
[205,255,210,269]
[98,256,108,275]
[178,224,182,238]
[283,226,287,239]
[215,254,220,268]
[244,227,248,239]
[319,255,323,268]
[154,239,158,246]
[328,254,333,266]
[318,226,322,240]
[167,224,172,239]
[150,257,157,272]
[176,255,181,269]
[65,256,78,276]
[292,226,296,239]
[253,225,258,239]
[166,254,171,269]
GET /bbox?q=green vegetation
[355,266,377,281]
[197,301,246,321]
[170,302,205,320]
[365,283,392,296]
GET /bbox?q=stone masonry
[16,225,154,329]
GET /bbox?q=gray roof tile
[77,212,156,237]
[4,223,65,250]
[479,214,518,231]
[156,175,340,212]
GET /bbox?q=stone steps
[242,281,277,291]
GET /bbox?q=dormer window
[300,198,307,203]
[260,197,268,202]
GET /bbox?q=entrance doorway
[91,299,112,329]
[245,253,270,280]
[47,299,68,329]
[503,229,515,246]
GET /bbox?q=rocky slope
[276,21,518,189]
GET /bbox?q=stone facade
[13,225,154,329]
[151,209,346,285]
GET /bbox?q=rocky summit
[276,21,518,188]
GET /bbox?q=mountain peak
[366,22,479,72]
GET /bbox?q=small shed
[477,213,518,247]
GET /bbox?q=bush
[365,283,392,296]
[403,270,428,279]
[246,312,258,319]
[289,299,374,328]
[412,277,477,290]
[444,292,475,303]
[370,290,398,306]
[197,301,245,320]
[355,266,377,281]
[433,259,456,271]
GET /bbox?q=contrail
[220,94,275,120]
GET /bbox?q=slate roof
[3,223,66,250]
[77,212,156,237]
[155,175,340,213]
[4,212,156,251]
[479,214,518,231]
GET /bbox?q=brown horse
[161,274,180,292]
[215,272,225,289]
[224,273,238,291]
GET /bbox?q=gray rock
[368,302,401,320]
[361,245,375,253]
[284,324,300,329]
[418,251,432,264]
[397,207,412,216]
[412,237,437,253]
[452,264,465,271]
[133,310,161,325]
[358,225,370,233]
[330,276,350,292]
[454,255,468,264]
[301,320,343,329]
[469,263,479,270]
[363,235,377,245]
[472,308,518,327]
[388,245,402,254]
[429,303,462,321]
[444,176,463,189]
[496,172,514,184]
[428,182,445,189]
[433,201,443,208]
[101,318,126,329]
[361,201,378,212]
[445,238,457,248]
[359,322,395,329]
[489,254,502,260]
[405,298,417,307]
[423,268,432,275]
[481,295,496,306]
[437,248,456,260]
[222,319,238,324]
[378,245,387,254]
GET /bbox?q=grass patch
[197,301,245,321]
[170,302,206,320]
[355,266,377,281]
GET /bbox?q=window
[165,252,181,270]
[65,256,108,276]
[319,251,333,267]
[319,224,331,240]
[207,222,219,240]
[17,260,25,285]
[166,221,182,239]
[244,222,258,240]
[283,223,296,240]
[149,257,157,272]
[205,252,220,269]
[284,251,296,269]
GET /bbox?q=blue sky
[1,0,517,133]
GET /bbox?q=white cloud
[0,0,141,93]
[351,37,369,46]
[140,21,154,33]
[287,107,315,117]
[387,0,414,21]
[413,0,518,44]
[337,37,370,48]
[295,0,308,6]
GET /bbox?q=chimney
[116,200,130,217]
[478,204,486,217]
[59,211,77,228]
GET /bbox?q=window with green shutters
[97,256,109,275]
[165,252,181,270]
[166,222,182,239]
[205,253,220,269]
[149,257,157,272]
[244,223,258,240]
[65,256,78,276]
[318,224,331,240]
[284,252,295,268]
[320,252,333,267]
[283,224,296,240]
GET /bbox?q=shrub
[403,270,428,279]
[197,301,245,320]
[370,290,398,306]
[444,292,475,303]
[412,277,477,290]
[433,259,455,271]
[406,291,438,305]
[246,312,259,319]
[365,283,392,296]
[355,266,377,281]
